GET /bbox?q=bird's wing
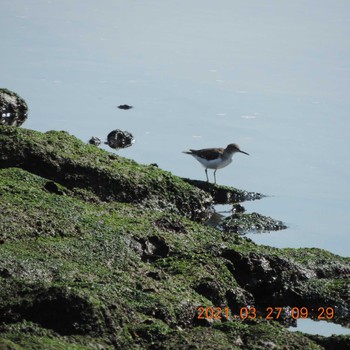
[190,148,224,160]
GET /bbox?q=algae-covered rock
[0,126,211,221]
[0,126,349,349]
[220,212,287,233]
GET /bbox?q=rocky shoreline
[0,126,349,349]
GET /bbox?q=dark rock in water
[88,136,101,146]
[106,129,135,149]
[117,104,133,110]
[182,178,264,203]
[0,88,28,127]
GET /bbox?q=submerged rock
[117,104,133,110]
[0,88,28,127]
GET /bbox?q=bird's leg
[205,168,209,182]
[214,169,217,184]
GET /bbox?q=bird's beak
[240,150,249,155]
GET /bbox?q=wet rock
[232,204,245,214]
[0,88,28,127]
[117,104,133,110]
[205,211,225,227]
[219,212,287,234]
[106,129,135,149]
[182,178,264,204]
[88,136,101,146]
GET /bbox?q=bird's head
[226,143,249,155]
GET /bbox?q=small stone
[88,136,101,146]
[0,88,28,127]
[105,129,135,149]
[232,204,245,214]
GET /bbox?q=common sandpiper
[183,143,249,184]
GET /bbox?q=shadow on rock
[0,286,105,336]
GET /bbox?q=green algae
[0,321,110,349]
[0,126,349,349]
[0,126,211,221]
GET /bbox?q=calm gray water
[1,0,349,335]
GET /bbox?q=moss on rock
[0,126,348,349]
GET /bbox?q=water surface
[1,0,349,335]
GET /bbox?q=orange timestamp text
[197,306,335,320]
